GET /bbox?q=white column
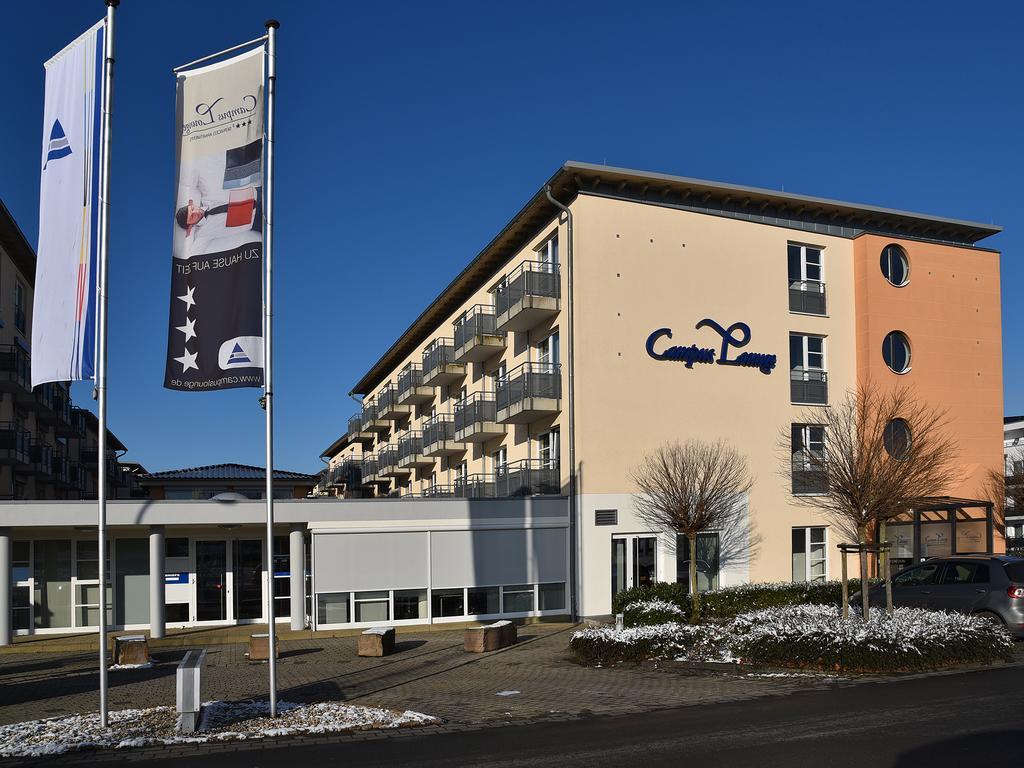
[289,526,305,631]
[149,526,165,639]
[0,528,10,646]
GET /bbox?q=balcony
[69,461,88,492]
[378,444,409,478]
[360,455,388,486]
[69,406,88,438]
[37,383,74,434]
[422,338,465,387]
[398,431,434,469]
[28,441,54,477]
[0,424,31,467]
[397,364,434,406]
[421,484,456,498]
[453,392,506,444]
[493,261,561,332]
[789,280,826,315]
[377,383,411,421]
[791,369,828,405]
[328,457,362,489]
[792,455,827,495]
[359,400,391,434]
[453,306,505,364]
[454,473,497,499]
[422,414,465,457]
[52,448,72,486]
[348,413,374,445]
[498,459,561,496]
[496,363,561,424]
[0,345,31,395]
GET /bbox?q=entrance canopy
[888,496,994,564]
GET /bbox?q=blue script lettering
[695,318,776,375]
[645,328,716,368]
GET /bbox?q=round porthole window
[884,418,912,460]
[882,331,911,374]
[880,244,909,287]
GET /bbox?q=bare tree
[785,384,960,619]
[631,440,754,624]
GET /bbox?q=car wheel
[974,611,1005,627]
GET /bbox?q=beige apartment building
[320,162,1004,618]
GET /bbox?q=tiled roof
[140,463,317,481]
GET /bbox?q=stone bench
[358,626,396,657]
[113,634,149,666]
[463,620,516,653]
[248,633,278,661]
[176,649,207,734]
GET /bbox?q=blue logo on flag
[43,119,72,169]
[226,343,251,365]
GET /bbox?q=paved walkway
[0,623,821,727]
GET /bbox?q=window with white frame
[792,526,828,582]
[536,331,559,367]
[492,361,507,388]
[789,333,825,373]
[787,243,823,285]
[537,428,559,469]
[791,425,825,470]
[491,446,507,476]
[537,234,558,270]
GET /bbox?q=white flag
[32,20,105,388]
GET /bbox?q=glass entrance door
[232,540,264,621]
[611,535,658,600]
[195,540,228,622]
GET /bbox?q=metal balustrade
[453,305,505,363]
[377,383,411,421]
[453,392,506,443]
[29,441,54,476]
[422,413,465,456]
[397,363,434,406]
[789,280,827,315]
[496,362,561,423]
[422,338,465,386]
[360,399,390,433]
[791,454,827,494]
[0,345,31,396]
[493,261,561,332]
[398,431,434,468]
[790,369,828,405]
[0,424,31,467]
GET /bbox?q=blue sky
[0,1,1020,473]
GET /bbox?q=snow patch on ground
[0,700,439,758]
[108,662,153,671]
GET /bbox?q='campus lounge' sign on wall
[645,319,777,375]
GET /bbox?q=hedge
[613,580,877,624]
[571,604,1015,671]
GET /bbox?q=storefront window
[677,533,720,592]
[538,583,565,611]
[317,592,349,624]
[467,587,499,616]
[394,589,427,620]
[33,540,72,629]
[354,591,389,623]
[431,588,465,618]
[502,584,534,613]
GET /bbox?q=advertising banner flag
[32,20,105,388]
[165,47,264,391]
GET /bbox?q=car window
[895,562,941,586]
[1004,562,1024,583]
[939,562,989,585]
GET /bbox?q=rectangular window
[502,584,535,613]
[317,592,350,624]
[394,589,427,620]
[676,533,720,592]
[537,234,558,269]
[14,280,26,335]
[792,526,828,582]
[787,243,823,283]
[536,332,560,366]
[538,582,566,611]
[431,588,465,617]
[491,446,507,476]
[538,429,560,469]
[165,538,189,559]
[791,424,827,494]
[467,586,499,616]
[789,334,827,405]
[353,590,389,623]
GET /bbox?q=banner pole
[263,18,279,719]
[96,0,119,729]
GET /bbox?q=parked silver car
[854,555,1024,638]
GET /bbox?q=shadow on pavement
[894,730,1024,766]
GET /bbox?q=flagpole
[96,0,118,729]
[263,18,279,718]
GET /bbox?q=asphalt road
[82,665,1024,768]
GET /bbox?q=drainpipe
[545,185,578,623]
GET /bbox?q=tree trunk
[688,532,700,625]
[879,520,893,615]
[858,523,870,622]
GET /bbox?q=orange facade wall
[853,234,1003,503]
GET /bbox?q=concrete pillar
[289,526,305,630]
[0,528,10,646]
[149,526,166,639]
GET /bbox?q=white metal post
[263,18,279,718]
[96,0,118,728]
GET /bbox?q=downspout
[545,185,578,623]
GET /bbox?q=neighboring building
[320,161,1004,617]
[0,200,137,501]
[1004,416,1024,554]
[139,463,317,500]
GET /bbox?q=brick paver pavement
[0,624,824,727]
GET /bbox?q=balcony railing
[378,444,408,477]
[421,484,456,498]
[359,399,390,434]
[0,345,31,395]
[451,460,561,498]
[422,338,465,387]
[496,362,561,423]
[52,449,72,486]
[397,364,434,406]
[69,406,88,438]
[789,281,826,315]
[454,473,497,499]
[790,369,828,405]
[348,412,373,443]
[37,383,73,431]
[69,461,88,492]
[360,455,385,485]
[377,383,411,421]
[453,305,505,363]
[453,392,506,443]
[792,454,827,494]
[493,261,561,332]
[422,413,465,456]
[29,440,54,476]
[0,424,31,467]
[398,431,434,469]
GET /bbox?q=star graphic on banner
[177,285,196,310]
[176,316,197,342]
[174,348,199,372]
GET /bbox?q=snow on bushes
[571,604,1015,671]
[622,598,687,627]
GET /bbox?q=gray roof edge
[563,161,1002,236]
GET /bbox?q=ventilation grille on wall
[595,509,618,526]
